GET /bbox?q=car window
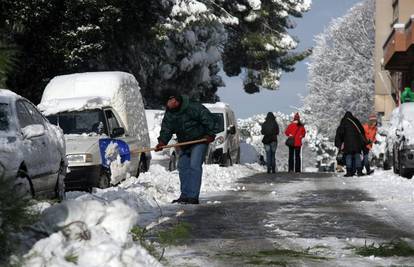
[0,103,10,132]
[105,110,120,133]
[22,101,45,126]
[16,101,36,128]
[212,113,224,133]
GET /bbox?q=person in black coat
[261,112,280,173]
[335,111,366,177]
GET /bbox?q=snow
[247,0,261,10]
[20,163,263,266]
[105,142,131,185]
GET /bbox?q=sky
[217,0,363,119]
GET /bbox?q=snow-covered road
[160,170,414,266]
[15,166,414,267]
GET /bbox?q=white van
[39,71,151,191]
[203,102,240,166]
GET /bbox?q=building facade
[377,0,414,120]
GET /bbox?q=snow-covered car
[0,89,66,199]
[145,109,178,171]
[385,103,414,178]
[203,102,240,166]
[39,72,151,191]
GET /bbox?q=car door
[15,100,50,192]
[104,108,140,175]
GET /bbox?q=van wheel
[137,156,148,177]
[169,152,177,171]
[55,161,66,201]
[14,168,33,200]
[97,172,110,189]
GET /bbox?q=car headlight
[67,153,93,163]
[214,136,225,146]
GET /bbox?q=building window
[392,0,399,25]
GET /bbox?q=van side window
[16,101,36,128]
[105,110,120,133]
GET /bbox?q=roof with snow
[41,71,139,103]
[203,102,231,111]
[0,89,20,100]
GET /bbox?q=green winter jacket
[158,95,218,144]
[401,87,414,103]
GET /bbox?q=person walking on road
[285,113,306,173]
[362,113,378,175]
[261,112,280,174]
[155,94,217,204]
[335,111,366,177]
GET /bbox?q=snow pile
[23,199,162,267]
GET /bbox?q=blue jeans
[345,153,362,174]
[363,152,371,172]
[177,143,208,199]
[264,141,277,172]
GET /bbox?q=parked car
[203,102,240,166]
[0,89,66,199]
[384,103,414,178]
[39,72,151,191]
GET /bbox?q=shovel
[136,138,208,153]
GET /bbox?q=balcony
[383,17,414,71]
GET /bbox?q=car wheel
[169,152,177,171]
[97,172,110,189]
[137,155,148,177]
[55,161,66,201]
[14,168,33,200]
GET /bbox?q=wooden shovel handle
[137,138,208,153]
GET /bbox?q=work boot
[357,168,365,177]
[185,198,199,204]
[366,169,374,175]
[171,196,188,204]
[272,168,276,174]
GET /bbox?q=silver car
[0,89,66,199]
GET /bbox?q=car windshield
[0,103,10,132]
[213,113,224,133]
[47,109,107,135]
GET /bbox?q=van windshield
[47,110,108,135]
[0,103,10,132]
[213,113,224,133]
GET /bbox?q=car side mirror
[22,124,45,139]
[111,127,125,138]
[227,125,236,135]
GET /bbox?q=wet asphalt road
[158,172,414,267]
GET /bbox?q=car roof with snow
[41,71,138,103]
[399,102,414,121]
[203,102,231,113]
[0,89,20,102]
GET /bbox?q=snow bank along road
[159,170,414,266]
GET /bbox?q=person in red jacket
[285,113,306,172]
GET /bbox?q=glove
[154,141,165,152]
[204,135,216,143]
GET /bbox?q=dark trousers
[288,147,301,172]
